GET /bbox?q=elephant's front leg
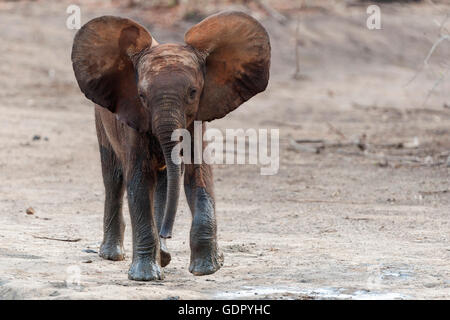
[126,163,163,281]
[98,145,126,261]
[184,163,224,276]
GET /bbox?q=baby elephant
[71,11,270,281]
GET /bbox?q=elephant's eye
[139,93,147,104]
[188,88,197,101]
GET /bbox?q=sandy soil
[0,0,449,299]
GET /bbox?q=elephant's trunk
[153,102,185,239]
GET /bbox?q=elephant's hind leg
[97,121,126,261]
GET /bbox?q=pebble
[82,249,98,254]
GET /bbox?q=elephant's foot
[189,241,224,276]
[160,238,171,268]
[128,256,164,281]
[99,242,125,261]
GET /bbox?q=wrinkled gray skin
[71,12,270,281]
[95,44,223,280]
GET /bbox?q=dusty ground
[0,0,449,299]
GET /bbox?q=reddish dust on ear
[184,11,271,122]
[71,16,157,132]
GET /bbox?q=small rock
[26,207,35,215]
[32,135,41,141]
[48,68,55,80]
[377,158,388,167]
[49,291,60,297]
[82,259,92,263]
[164,296,180,300]
[424,156,433,165]
[446,155,450,167]
[404,137,419,149]
[82,249,97,254]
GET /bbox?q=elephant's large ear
[71,16,157,132]
[185,11,270,122]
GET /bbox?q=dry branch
[32,235,81,242]
[253,0,287,24]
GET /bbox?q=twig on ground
[406,15,449,101]
[289,138,446,167]
[32,235,81,242]
[253,0,287,24]
[295,139,324,143]
[289,138,324,153]
[419,189,449,196]
[424,35,449,67]
[259,119,303,128]
[286,198,369,205]
[293,1,305,79]
[422,66,450,106]
[326,122,347,140]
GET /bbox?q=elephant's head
[71,12,271,238]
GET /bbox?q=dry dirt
[0,0,449,299]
